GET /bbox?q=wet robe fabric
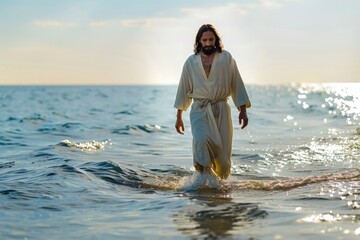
[174,50,251,179]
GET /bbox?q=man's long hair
[194,24,224,54]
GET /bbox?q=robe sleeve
[230,58,251,109]
[174,61,193,111]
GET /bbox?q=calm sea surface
[0,84,359,239]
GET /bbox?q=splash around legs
[177,163,221,191]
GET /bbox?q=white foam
[298,213,342,223]
[60,139,110,151]
[177,170,221,191]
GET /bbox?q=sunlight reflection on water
[296,83,360,126]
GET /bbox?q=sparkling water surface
[0,84,359,239]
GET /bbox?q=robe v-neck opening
[198,53,218,81]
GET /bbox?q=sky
[0,0,359,85]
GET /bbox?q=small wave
[51,164,85,174]
[0,135,27,147]
[6,116,17,121]
[59,139,111,151]
[112,124,166,135]
[114,110,134,115]
[228,168,360,191]
[0,185,63,201]
[79,161,187,191]
[37,122,84,133]
[74,159,360,193]
[139,168,360,192]
[80,161,143,188]
[20,113,46,123]
[6,115,46,123]
[0,189,32,200]
[0,161,15,169]
[0,142,27,147]
[60,122,82,129]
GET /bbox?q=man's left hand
[239,111,248,129]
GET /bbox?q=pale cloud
[34,19,113,28]
[46,0,298,30]
[32,1,300,29]
[260,0,299,9]
[88,20,111,27]
[119,17,177,27]
[33,20,77,28]
[180,0,298,20]
[33,17,177,30]
[105,3,252,30]
[181,3,251,20]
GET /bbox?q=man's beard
[202,46,216,55]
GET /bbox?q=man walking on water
[174,24,251,186]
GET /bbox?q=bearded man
[174,24,251,182]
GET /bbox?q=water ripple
[0,161,15,169]
[112,124,167,135]
[80,161,143,188]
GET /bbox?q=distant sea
[0,84,359,239]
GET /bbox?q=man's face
[200,31,216,48]
[200,31,216,55]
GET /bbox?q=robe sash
[193,98,227,157]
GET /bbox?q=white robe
[174,50,251,179]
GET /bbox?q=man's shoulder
[184,54,198,64]
[219,50,232,58]
[187,53,197,60]
[216,50,234,64]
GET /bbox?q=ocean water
[0,83,359,240]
